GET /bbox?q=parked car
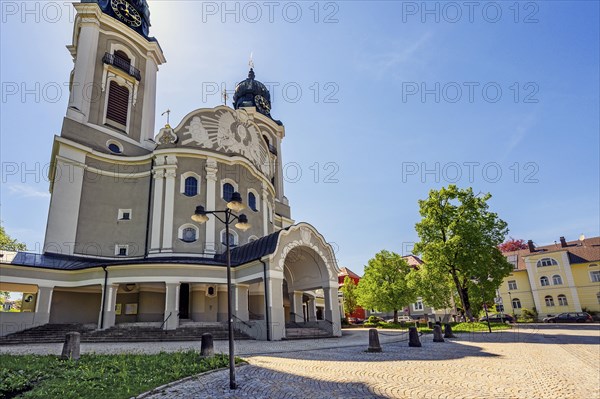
[479,313,515,323]
[543,312,593,323]
[386,316,413,323]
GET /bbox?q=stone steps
[284,327,333,340]
[0,323,253,345]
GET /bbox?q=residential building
[499,236,600,318]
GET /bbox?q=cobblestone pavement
[2,325,599,398]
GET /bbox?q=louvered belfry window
[106,81,129,127]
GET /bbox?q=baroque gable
[155,107,275,179]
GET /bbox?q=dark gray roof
[5,230,287,271]
[7,252,226,271]
[217,229,285,265]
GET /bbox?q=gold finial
[161,109,171,128]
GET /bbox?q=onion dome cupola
[84,0,152,38]
[233,69,273,118]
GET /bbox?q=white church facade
[0,0,342,341]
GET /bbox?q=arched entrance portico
[264,224,341,340]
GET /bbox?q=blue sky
[1,1,598,275]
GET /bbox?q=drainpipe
[99,266,108,329]
[260,260,271,341]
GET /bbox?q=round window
[108,143,122,154]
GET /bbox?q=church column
[233,285,249,321]
[98,284,119,330]
[323,285,342,336]
[163,283,180,330]
[204,158,218,254]
[262,183,269,236]
[149,159,165,252]
[292,291,304,322]
[267,277,285,340]
[67,20,100,122]
[140,56,158,142]
[161,156,177,252]
[33,286,53,327]
[307,297,317,322]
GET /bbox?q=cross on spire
[161,109,171,127]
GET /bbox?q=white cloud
[5,184,50,199]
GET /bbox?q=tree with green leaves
[0,225,27,251]
[340,276,359,317]
[413,185,513,320]
[356,250,417,323]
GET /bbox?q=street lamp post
[191,192,251,390]
[470,277,492,333]
[508,291,514,317]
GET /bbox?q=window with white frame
[221,180,237,202]
[557,294,568,306]
[597,292,600,304]
[545,295,554,307]
[508,280,517,290]
[115,245,128,256]
[537,258,558,267]
[118,209,132,221]
[552,275,563,285]
[248,190,258,212]
[512,298,522,309]
[220,229,238,248]
[507,254,518,270]
[179,224,199,243]
[413,300,424,311]
[540,276,549,286]
[590,270,600,283]
[183,177,198,196]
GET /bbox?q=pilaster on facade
[149,168,165,253]
[561,252,583,312]
[161,156,178,252]
[524,258,543,312]
[204,158,218,254]
[262,182,269,236]
[33,286,54,327]
[164,283,180,330]
[292,291,304,322]
[141,56,159,143]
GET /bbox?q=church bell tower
[65,0,165,152]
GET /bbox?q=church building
[0,0,342,341]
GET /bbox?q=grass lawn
[366,321,513,333]
[0,351,238,399]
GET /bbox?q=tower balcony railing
[102,53,142,81]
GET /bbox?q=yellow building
[498,236,600,318]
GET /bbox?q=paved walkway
[2,325,599,398]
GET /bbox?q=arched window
[178,224,199,243]
[106,80,129,127]
[537,258,558,267]
[184,176,198,197]
[221,229,238,248]
[182,227,197,243]
[557,295,568,306]
[248,192,257,212]
[545,295,554,307]
[223,183,234,202]
[540,276,549,287]
[512,298,522,309]
[552,275,563,285]
[114,50,131,66]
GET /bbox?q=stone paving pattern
[2,325,598,398]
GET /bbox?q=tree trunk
[393,309,398,323]
[451,272,472,320]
